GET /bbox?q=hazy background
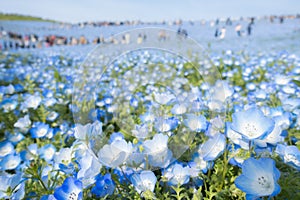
[1,0,300,23]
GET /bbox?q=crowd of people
[0,14,298,50]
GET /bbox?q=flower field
[0,25,300,200]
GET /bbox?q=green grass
[0,13,57,23]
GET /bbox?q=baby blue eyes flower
[0,98,18,112]
[0,141,15,158]
[153,92,175,105]
[14,114,31,133]
[30,122,50,138]
[91,173,115,198]
[143,133,172,168]
[154,116,179,132]
[0,172,24,199]
[39,144,56,162]
[98,139,132,168]
[183,114,207,132]
[163,163,190,186]
[131,171,157,194]
[198,133,226,161]
[231,107,275,140]
[21,94,42,110]
[235,157,281,200]
[275,144,300,170]
[0,153,21,170]
[54,177,83,200]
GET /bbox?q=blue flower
[235,157,281,199]
[183,114,207,132]
[0,153,21,170]
[109,132,124,144]
[0,172,24,199]
[77,151,102,188]
[131,171,157,194]
[39,144,56,162]
[21,94,42,110]
[0,98,18,112]
[198,133,226,161]
[162,163,190,186]
[98,139,132,168]
[154,116,179,132]
[91,174,115,198]
[231,107,275,140]
[275,144,300,170]
[153,92,175,105]
[14,114,31,133]
[0,141,15,158]
[54,177,83,200]
[143,133,173,168]
[30,122,49,138]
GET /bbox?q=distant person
[247,23,252,36]
[214,28,219,38]
[279,16,284,24]
[226,18,232,26]
[219,27,226,39]
[158,30,167,41]
[137,33,143,44]
[250,17,255,25]
[235,24,242,36]
[215,18,219,25]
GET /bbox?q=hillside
[0,13,57,22]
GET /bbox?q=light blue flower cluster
[0,48,299,200]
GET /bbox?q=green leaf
[292,79,300,87]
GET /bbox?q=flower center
[68,191,78,200]
[257,176,271,188]
[244,123,258,137]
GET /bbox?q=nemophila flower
[131,171,157,194]
[0,153,21,170]
[231,107,275,140]
[0,172,24,199]
[143,133,173,168]
[91,173,115,198]
[131,123,150,139]
[30,122,49,138]
[183,114,207,132]
[20,143,38,161]
[77,151,102,188]
[140,112,155,123]
[39,144,56,162]
[273,112,292,130]
[54,147,75,173]
[21,94,42,110]
[7,132,24,145]
[74,121,103,144]
[98,139,132,168]
[198,133,226,161]
[275,144,300,170]
[235,157,281,200]
[0,141,15,158]
[153,91,175,105]
[225,122,250,150]
[206,116,224,137]
[0,98,18,112]
[254,122,285,148]
[43,97,57,107]
[109,132,124,143]
[154,116,179,132]
[171,103,188,115]
[162,163,190,186]
[54,177,83,200]
[47,111,59,121]
[14,114,31,133]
